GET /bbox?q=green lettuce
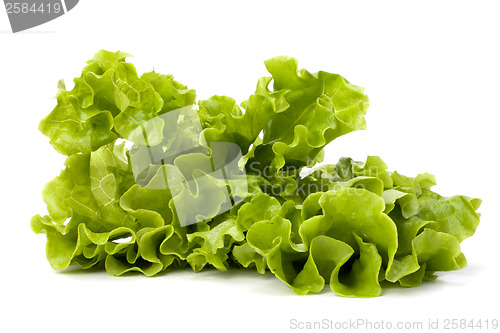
[32,50,481,297]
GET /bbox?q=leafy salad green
[32,50,481,297]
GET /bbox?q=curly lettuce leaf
[417,190,481,242]
[244,56,369,173]
[32,51,482,298]
[39,50,196,156]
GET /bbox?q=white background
[1,1,499,332]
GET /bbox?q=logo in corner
[4,0,79,33]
